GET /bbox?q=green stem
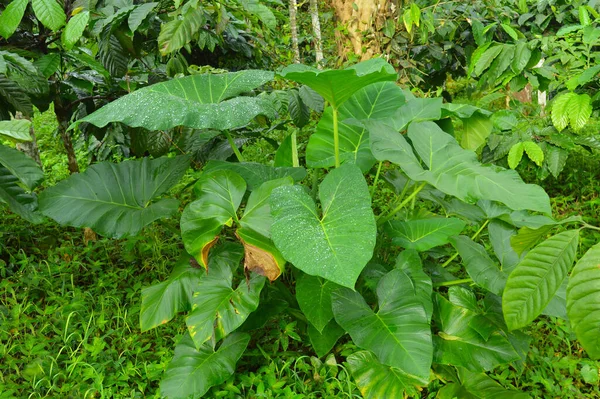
[333,107,340,168]
[370,161,383,198]
[442,219,490,268]
[434,278,473,288]
[311,168,319,200]
[582,223,600,232]
[291,131,299,167]
[224,130,244,162]
[377,182,427,226]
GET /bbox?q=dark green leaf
[385,217,466,252]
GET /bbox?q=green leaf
[308,319,345,357]
[488,220,520,272]
[32,0,66,31]
[235,227,285,282]
[522,141,543,166]
[461,113,493,151]
[239,177,293,238]
[0,119,31,142]
[507,142,524,169]
[511,41,531,74]
[203,160,306,191]
[501,24,519,40]
[140,253,204,331]
[0,145,43,190]
[509,224,553,256]
[395,250,433,320]
[567,93,592,131]
[545,145,568,178]
[0,75,33,116]
[567,242,600,359]
[388,97,443,131]
[434,294,520,372]
[39,156,189,238]
[33,53,60,78]
[288,90,310,128]
[347,351,423,398]
[307,82,404,172]
[385,217,466,252]
[296,274,340,333]
[0,0,28,39]
[503,230,579,331]
[0,166,43,223]
[79,70,276,132]
[438,367,530,398]
[186,244,265,348]
[333,269,432,383]
[271,163,376,288]
[61,11,89,50]
[158,8,204,55]
[474,46,503,77]
[128,2,157,33]
[298,85,324,112]
[274,134,294,167]
[551,93,576,132]
[279,58,397,109]
[181,170,246,268]
[450,235,507,295]
[160,332,250,399]
[579,5,591,25]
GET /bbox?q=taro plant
[38,59,600,398]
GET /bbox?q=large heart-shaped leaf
[333,269,432,383]
[140,253,204,331]
[186,243,265,348]
[270,163,376,288]
[203,160,306,190]
[296,274,341,333]
[434,293,520,372]
[0,119,31,142]
[347,351,423,398]
[0,144,43,190]
[503,230,579,331]
[368,121,551,215]
[385,217,466,252]
[308,319,345,357]
[180,170,246,268]
[239,177,293,238]
[279,58,397,109]
[395,250,433,320]
[79,71,275,131]
[306,82,404,171]
[567,242,600,359]
[160,332,250,399]
[39,156,189,237]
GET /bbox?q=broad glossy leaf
[438,367,530,399]
[306,82,404,171]
[271,163,376,288]
[62,11,89,50]
[181,170,246,268]
[0,166,43,223]
[0,145,43,190]
[140,253,203,331]
[279,58,397,109]
[32,0,66,31]
[450,236,507,295]
[461,113,493,151]
[160,332,250,399]
[503,230,579,330]
[523,141,544,166]
[203,160,306,190]
[567,93,592,131]
[347,351,422,398]
[238,176,293,235]
[333,269,432,383]
[186,243,265,347]
[434,294,520,372]
[0,0,28,39]
[567,242,600,359]
[385,217,466,252]
[296,274,340,332]
[511,41,532,74]
[308,319,345,357]
[0,119,31,142]
[79,71,276,131]
[39,156,189,238]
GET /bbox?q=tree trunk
[309,0,324,67]
[289,0,300,63]
[57,120,80,174]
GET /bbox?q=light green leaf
[78,70,276,132]
[203,161,306,191]
[461,113,493,150]
[388,97,443,131]
[438,367,530,398]
[333,269,432,383]
[395,250,433,320]
[61,11,89,50]
[507,142,524,169]
[39,156,189,238]
[501,23,519,40]
[0,119,31,142]
[474,45,503,76]
[181,170,246,268]
[271,163,376,288]
[239,177,293,238]
[32,0,66,31]
[567,93,592,131]
[551,92,576,132]
[488,220,520,273]
[296,274,340,333]
[503,230,579,330]
[385,217,466,252]
[347,351,423,398]
[158,8,204,55]
[160,332,250,399]
[140,253,204,331]
[186,244,265,348]
[128,2,157,33]
[308,319,345,357]
[306,82,404,171]
[522,141,543,166]
[567,242,600,359]
[509,224,553,256]
[279,58,397,109]
[0,0,28,39]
